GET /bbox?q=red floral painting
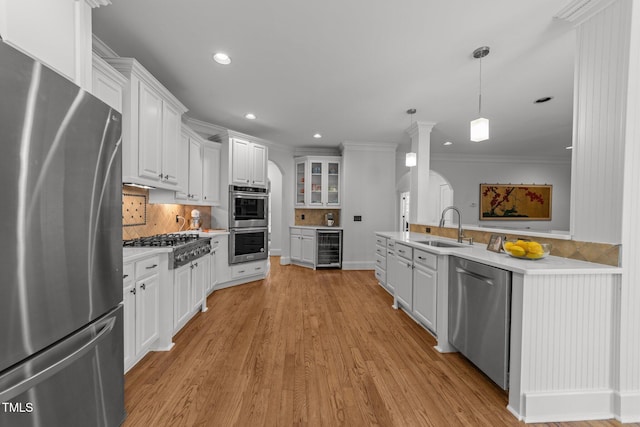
[479,184,552,220]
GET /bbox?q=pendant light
[470,46,490,142]
[406,108,417,167]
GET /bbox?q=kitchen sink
[412,239,469,248]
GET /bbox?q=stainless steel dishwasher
[448,256,511,389]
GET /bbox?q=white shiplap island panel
[509,272,620,422]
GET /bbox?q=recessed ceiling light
[244,113,256,120]
[534,96,554,104]
[566,145,573,150]
[213,52,231,65]
[443,141,453,146]
[313,133,322,139]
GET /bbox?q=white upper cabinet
[231,138,268,188]
[91,54,126,112]
[149,125,221,206]
[202,143,221,205]
[105,58,188,191]
[294,156,341,208]
[0,0,99,89]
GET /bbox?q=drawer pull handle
[123,274,129,279]
[418,256,425,260]
[146,264,158,269]
[238,270,245,274]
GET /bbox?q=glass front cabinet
[294,156,341,208]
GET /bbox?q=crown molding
[406,121,437,139]
[431,152,571,165]
[83,0,111,8]
[92,35,119,58]
[339,141,398,152]
[184,116,293,152]
[554,0,617,25]
[294,147,342,157]
[92,53,127,86]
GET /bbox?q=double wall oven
[229,185,269,264]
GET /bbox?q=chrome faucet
[439,206,470,244]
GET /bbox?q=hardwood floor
[123,257,632,427]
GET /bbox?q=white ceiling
[92,0,575,159]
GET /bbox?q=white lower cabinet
[412,249,437,332]
[374,234,389,292]
[390,243,413,310]
[231,261,266,279]
[123,256,160,373]
[173,257,209,335]
[387,241,438,334]
[211,234,230,289]
[290,227,316,268]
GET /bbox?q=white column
[561,0,640,421]
[617,0,640,421]
[406,121,436,225]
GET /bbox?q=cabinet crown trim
[104,57,188,113]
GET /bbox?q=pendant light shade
[405,152,417,167]
[470,46,490,142]
[470,117,489,142]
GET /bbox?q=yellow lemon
[504,241,514,250]
[515,240,528,250]
[526,252,544,259]
[527,242,543,254]
[509,246,526,257]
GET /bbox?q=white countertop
[290,225,343,230]
[198,229,229,236]
[376,231,622,276]
[123,246,172,263]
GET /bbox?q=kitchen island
[375,231,622,423]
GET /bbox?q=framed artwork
[480,184,552,221]
[486,234,505,253]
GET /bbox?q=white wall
[430,154,571,232]
[341,142,396,269]
[267,161,283,255]
[266,144,295,263]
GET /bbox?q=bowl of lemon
[502,239,550,260]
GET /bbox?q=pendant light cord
[478,54,482,115]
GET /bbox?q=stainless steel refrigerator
[0,42,125,426]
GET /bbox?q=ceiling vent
[554,0,616,23]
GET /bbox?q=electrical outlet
[301,214,305,220]
[426,227,431,233]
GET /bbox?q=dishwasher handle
[455,266,495,286]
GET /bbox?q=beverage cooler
[316,230,342,268]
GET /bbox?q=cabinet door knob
[158,173,163,178]
[140,283,146,290]
[164,174,169,179]
[130,288,136,295]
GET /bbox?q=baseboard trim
[521,390,614,423]
[270,248,282,256]
[342,261,374,270]
[280,256,291,265]
[614,390,640,423]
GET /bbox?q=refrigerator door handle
[0,315,116,402]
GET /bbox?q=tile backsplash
[294,208,341,226]
[409,223,620,266]
[122,186,212,240]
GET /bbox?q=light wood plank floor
[123,257,633,427]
